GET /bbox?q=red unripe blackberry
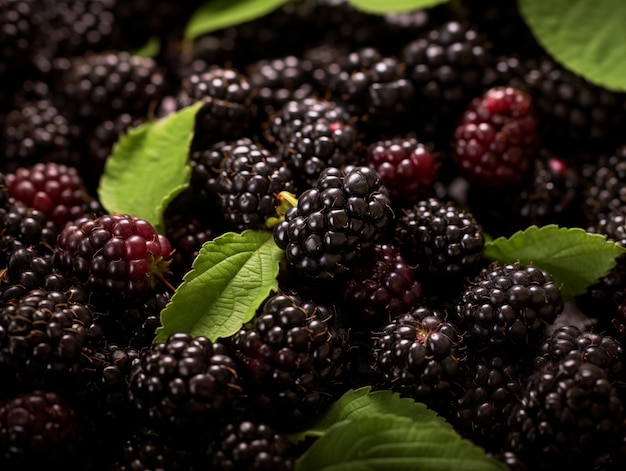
[367,136,439,205]
[53,214,174,301]
[6,162,94,229]
[340,243,425,329]
[452,86,539,190]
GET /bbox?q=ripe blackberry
[128,332,243,435]
[453,354,527,451]
[54,51,168,124]
[190,138,296,232]
[53,214,174,302]
[509,56,626,158]
[6,162,95,229]
[247,55,315,121]
[340,243,425,330]
[230,290,351,430]
[505,358,625,470]
[314,47,415,130]
[0,242,58,302]
[452,86,539,190]
[0,390,87,469]
[0,284,101,395]
[455,262,564,355]
[113,431,199,471]
[264,97,361,188]
[402,20,494,145]
[174,67,256,149]
[580,146,626,228]
[273,166,393,282]
[534,325,624,380]
[207,420,296,471]
[394,198,485,281]
[508,151,583,231]
[370,306,467,416]
[1,97,83,173]
[366,136,439,205]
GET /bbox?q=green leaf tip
[347,0,450,14]
[154,229,285,343]
[98,101,203,234]
[484,225,626,301]
[519,0,626,92]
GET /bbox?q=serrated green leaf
[347,0,449,13]
[154,230,284,343]
[98,102,202,234]
[295,415,507,471]
[484,225,626,301]
[289,387,452,442]
[519,0,626,92]
[184,0,291,41]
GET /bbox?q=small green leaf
[98,102,202,234]
[155,230,284,343]
[295,415,508,471]
[290,387,452,442]
[184,0,291,41]
[130,36,160,58]
[484,225,626,301]
[347,0,450,14]
[519,0,626,91]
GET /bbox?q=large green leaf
[348,0,449,13]
[154,230,284,343]
[295,415,507,471]
[519,0,626,91]
[184,0,291,41]
[98,102,202,234]
[484,225,626,301]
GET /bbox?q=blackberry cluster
[273,166,393,281]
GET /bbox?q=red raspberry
[53,214,173,300]
[6,162,95,228]
[367,137,439,204]
[452,86,539,190]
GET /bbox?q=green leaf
[98,102,202,234]
[154,230,284,343]
[347,0,449,13]
[484,225,626,301]
[290,387,452,442]
[519,0,626,91]
[184,0,291,41]
[130,36,160,58]
[295,415,508,471]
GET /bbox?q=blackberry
[401,20,494,146]
[314,47,415,130]
[370,306,467,416]
[505,357,625,470]
[340,243,425,330]
[509,56,626,158]
[113,431,199,471]
[190,138,296,232]
[0,284,101,395]
[53,214,174,302]
[207,420,296,471]
[508,151,583,232]
[54,51,168,125]
[0,242,57,302]
[453,354,527,451]
[230,290,351,430]
[0,390,87,469]
[394,198,485,281]
[455,262,564,355]
[264,97,361,189]
[273,166,393,282]
[452,86,539,190]
[534,325,624,380]
[366,136,439,206]
[171,66,257,151]
[6,162,95,229]
[128,332,243,435]
[1,97,83,173]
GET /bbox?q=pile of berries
[2,1,626,470]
